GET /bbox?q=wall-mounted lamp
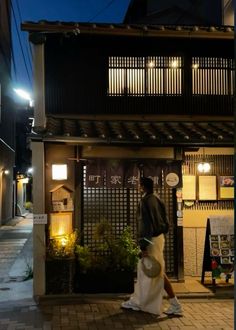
[27,167,33,175]
[197,148,211,173]
[52,164,67,180]
[197,162,211,173]
[2,169,9,175]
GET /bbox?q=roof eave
[21,22,234,40]
[30,134,234,147]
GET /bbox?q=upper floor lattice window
[108,56,182,96]
[192,57,234,95]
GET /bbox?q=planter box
[74,270,134,293]
[46,258,75,294]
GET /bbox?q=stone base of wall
[184,227,206,276]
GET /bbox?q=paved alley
[0,215,234,329]
[0,297,234,330]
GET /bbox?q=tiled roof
[33,116,234,146]
[21,21,234,39]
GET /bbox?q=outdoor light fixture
[2,169,9,175]
[13,88,34,107]
[27,167,33,174]
[50,212,72,238]
[197,148,211,173]
[52,164,67,180]
[197,162,211,173]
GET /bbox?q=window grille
[192,57,234,95]
[82,166,176,276]
[108,56,182,96]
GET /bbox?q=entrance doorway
[81,167,178,278]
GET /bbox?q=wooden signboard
[198,176,217,200]
[201,216,234,288]
[182,175,196,200]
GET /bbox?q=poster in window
[182,175,196,200]
[198,176,217,200]
[219,176,234,199]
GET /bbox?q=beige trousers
[129,234,165,315]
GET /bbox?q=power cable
[15,0,33,74]
[11,1,32,86]
[88,0,116,22]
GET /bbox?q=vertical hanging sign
[86,160,105,188]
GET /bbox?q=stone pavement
[0,214,33,302]
[0,215,234,329]
[0,297,234,329]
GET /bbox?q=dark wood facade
[43,33,233,116]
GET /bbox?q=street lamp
[13,88,34,107]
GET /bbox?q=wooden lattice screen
[82,166,177,276]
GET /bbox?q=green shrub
[76,222,139,272]
[47,230,78,259]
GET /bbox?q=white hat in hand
[141,256,161,278]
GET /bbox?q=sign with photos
[202,217,234,285]
[210,234,234,265]
[219,176,234,199]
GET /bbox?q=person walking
[121,176,182,316]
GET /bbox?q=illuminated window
[108,56,182,96]
[192,57,234,95]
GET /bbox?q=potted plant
[45,230,78,294]
[74,222,139,293]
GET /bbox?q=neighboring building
[124,0,234,26]
[0,0,16,225]
[15,108,33,216]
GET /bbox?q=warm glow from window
[192,57,233,95]
[147,61,155,68]
[170,60,178,68]
[108,56,182,96]
[52,164,67,180]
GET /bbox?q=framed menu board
[198,176,217,200]
[219,176,234,199]
[201,216,234,285]
[182,175,196,200]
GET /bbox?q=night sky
[12,0,130,94]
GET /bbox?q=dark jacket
[137,193,167,251]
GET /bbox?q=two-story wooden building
[22,21,234,297]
